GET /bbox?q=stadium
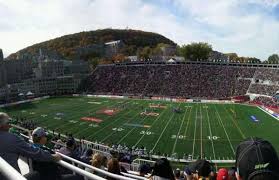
[1,59,279,179]
[1,2,279,178]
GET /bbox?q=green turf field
[1,96,278,160]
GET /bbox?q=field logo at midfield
[81,117,103,123]
[250,115,260,123]
[97,108,119,116]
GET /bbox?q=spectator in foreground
[235,137,279,180]
[217,168,228,180]
[32,127,80,180]
[139,163,151,177]
[149,158,175,180]
[0,112,61,180]
[228,167,237,180]
[183,167,193,180]
[187,159,212,180]
[59,138,79,159]
[174,168,182,180]
[84,153,106,179]
[107,158,122,180]
[80,148,93,164]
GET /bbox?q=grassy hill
[8,29,176,60]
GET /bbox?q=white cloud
[0,0,279,60]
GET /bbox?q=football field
[1,96,278,160]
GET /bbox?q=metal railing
[0,156,27,180]
[18,132,145,180]
[57,152,147,180]
[57,160,106,180]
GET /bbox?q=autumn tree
[179,42,212,61]
[111,54,126,63]
[88,57,99,70]
[267,54,279,64]
[137,46,152,61]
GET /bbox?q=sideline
[257,106,279,121]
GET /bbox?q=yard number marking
[140,131,153,135]
[207,136,220,140]
[171,135,186,139]
[112,127,124,132]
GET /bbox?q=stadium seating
[85,63,278,100]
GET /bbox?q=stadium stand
[85,62,278,99]
[85,63,258,98]
[1,62,279,180]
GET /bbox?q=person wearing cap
[217,168,228,180]
[0,112,61,180]
[235,137,279,180]
[32,127,81,180]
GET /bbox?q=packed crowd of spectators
[85,64,259,99]
[253,68,279,82]
[251,96,279,109]
[248,68,279,96]
[1,112,279,180]
[248,84,278,96]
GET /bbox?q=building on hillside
[160,45,176,56]
[34,59,64,78]
[0,61,7,87]
[208,51,229,62]
[0,48,90,103]
[56,76,81,95]
[0,49,3,61]
[5,59,35,84]
[65,60,90,75]
[75,44,105,59]
[105,40,124,58]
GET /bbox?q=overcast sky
[1,0,279,60]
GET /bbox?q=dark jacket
[32,144,61,180]
[0,131,54,172]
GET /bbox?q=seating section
[85,64,260,98]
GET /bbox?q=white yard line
[116,115,149,144]
[183,107,192,137]
[222,106,246,139]
[257,106,279,121]
[200,105,203,158]
[86,101,135,139]
[205,105,216,159]
[191,106,198,158]
[171,107,189,154]
[100,110,143,143]
[68,100,118,135]
[214,105,235,154]
[133,106,170,147]
[151,112,176,152]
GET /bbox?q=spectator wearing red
[217,168,228,180]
